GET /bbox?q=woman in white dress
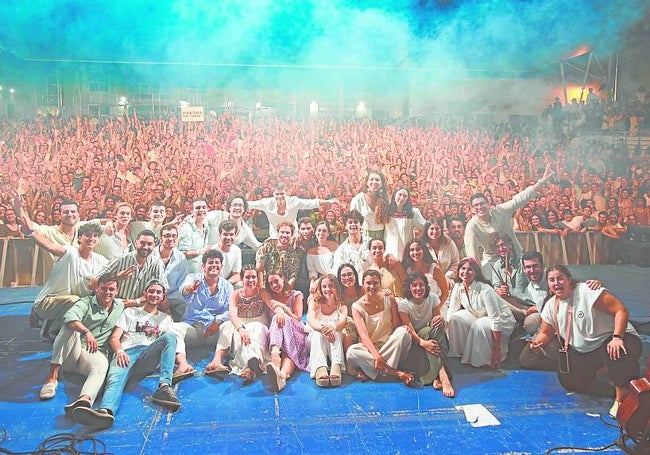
[384,187,425,261]
[306,221,339,291]
[205,265,270,385]
[307,274,348,388]
[349,171,389,239]
[446,257,515,368]
[423,217,460,282]
[346,270,416,386]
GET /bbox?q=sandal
[401,371,422,389]
[172,368,196,385]
[239,367,257,386]
[354,369,369,382]
[315,366,330,388]
[329,364,342,387]
[204,364,231,379]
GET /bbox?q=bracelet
[612,334,623,339]
[116,349,125,354]
[237,324,246,331]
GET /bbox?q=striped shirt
[97,252,168,300]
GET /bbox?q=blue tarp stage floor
[0,265,648,454]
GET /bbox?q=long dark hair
[455,257,492,286]
[387,187,414,218]
[402,238,436,271]
[337,263,361,296]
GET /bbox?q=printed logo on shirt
[576,310,585,319]
[135,320,161,338]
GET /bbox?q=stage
[0,265,648,454]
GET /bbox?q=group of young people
[9,157,638,431]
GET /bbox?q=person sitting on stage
[346,270,415,387]
[72,279,181,429]
[446,257,516,368]
[38,273,124,419]
[173,249,233,379]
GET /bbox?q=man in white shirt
[72,279,181,429]
[29,223,107,340]
[151,224,188,321]
[211,220,242,288]
[248,182,336,239]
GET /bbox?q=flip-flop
[239,367,257,386]
[354,369,369,382]
[401,372,423,389]
[172,368,196,385]
[204,365,231,380]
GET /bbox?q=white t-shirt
[397,294,440,332]
[35,245,108,304]
[213,244,242,280]
[540,284,638,353]
[115,307,173,350]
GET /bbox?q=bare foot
[441,379,455,398]
[432,379,442,390]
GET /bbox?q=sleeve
[329,244,345,276]
[96,257,121,278]
[231,248,242,273]
[115,308,132,330]
[247,198,270,211]
[292,196,321,210]
[306,253,317,279]
[463,219,481,262]
[445,285,462,322]
[495,185,537,218]
[177,224,193,251]
[482,288,505,332]
[239,223,262,248]
[413,208,426,229]
[396,297,409,314]
[540,298,555,327]
[63,297,91,324]
[446,239,460,278]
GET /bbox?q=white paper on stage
[455,404,501,427]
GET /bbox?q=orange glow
[565,45,591,59]
[548,84,599,104]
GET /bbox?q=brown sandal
[239,367,257,386]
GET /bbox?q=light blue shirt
[181,273,232,326]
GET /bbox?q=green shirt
[63,295,125,350]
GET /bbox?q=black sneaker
[64,397,92,417]
[72,407,114,429]
[151,384,181,412]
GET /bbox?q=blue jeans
[99,332,177,414]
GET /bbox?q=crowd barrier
[0,232,630,289]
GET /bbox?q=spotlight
[9,88,15,94]
[118,96,127,106]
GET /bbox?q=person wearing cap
[71,279,182,430]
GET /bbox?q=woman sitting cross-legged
[205,265,270,386]
[398,272,455,397]
[446,257,516,368]
[261,270,309,392]
[306,274,348,387]
[346,270,416,387]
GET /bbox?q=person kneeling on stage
[529,265,641,416]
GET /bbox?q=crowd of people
[0,111,646,430]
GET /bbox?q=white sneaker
[609,400,620,418]
[39,381,57,400]
[266,363,286,392]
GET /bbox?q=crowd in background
[0,109,649,240]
